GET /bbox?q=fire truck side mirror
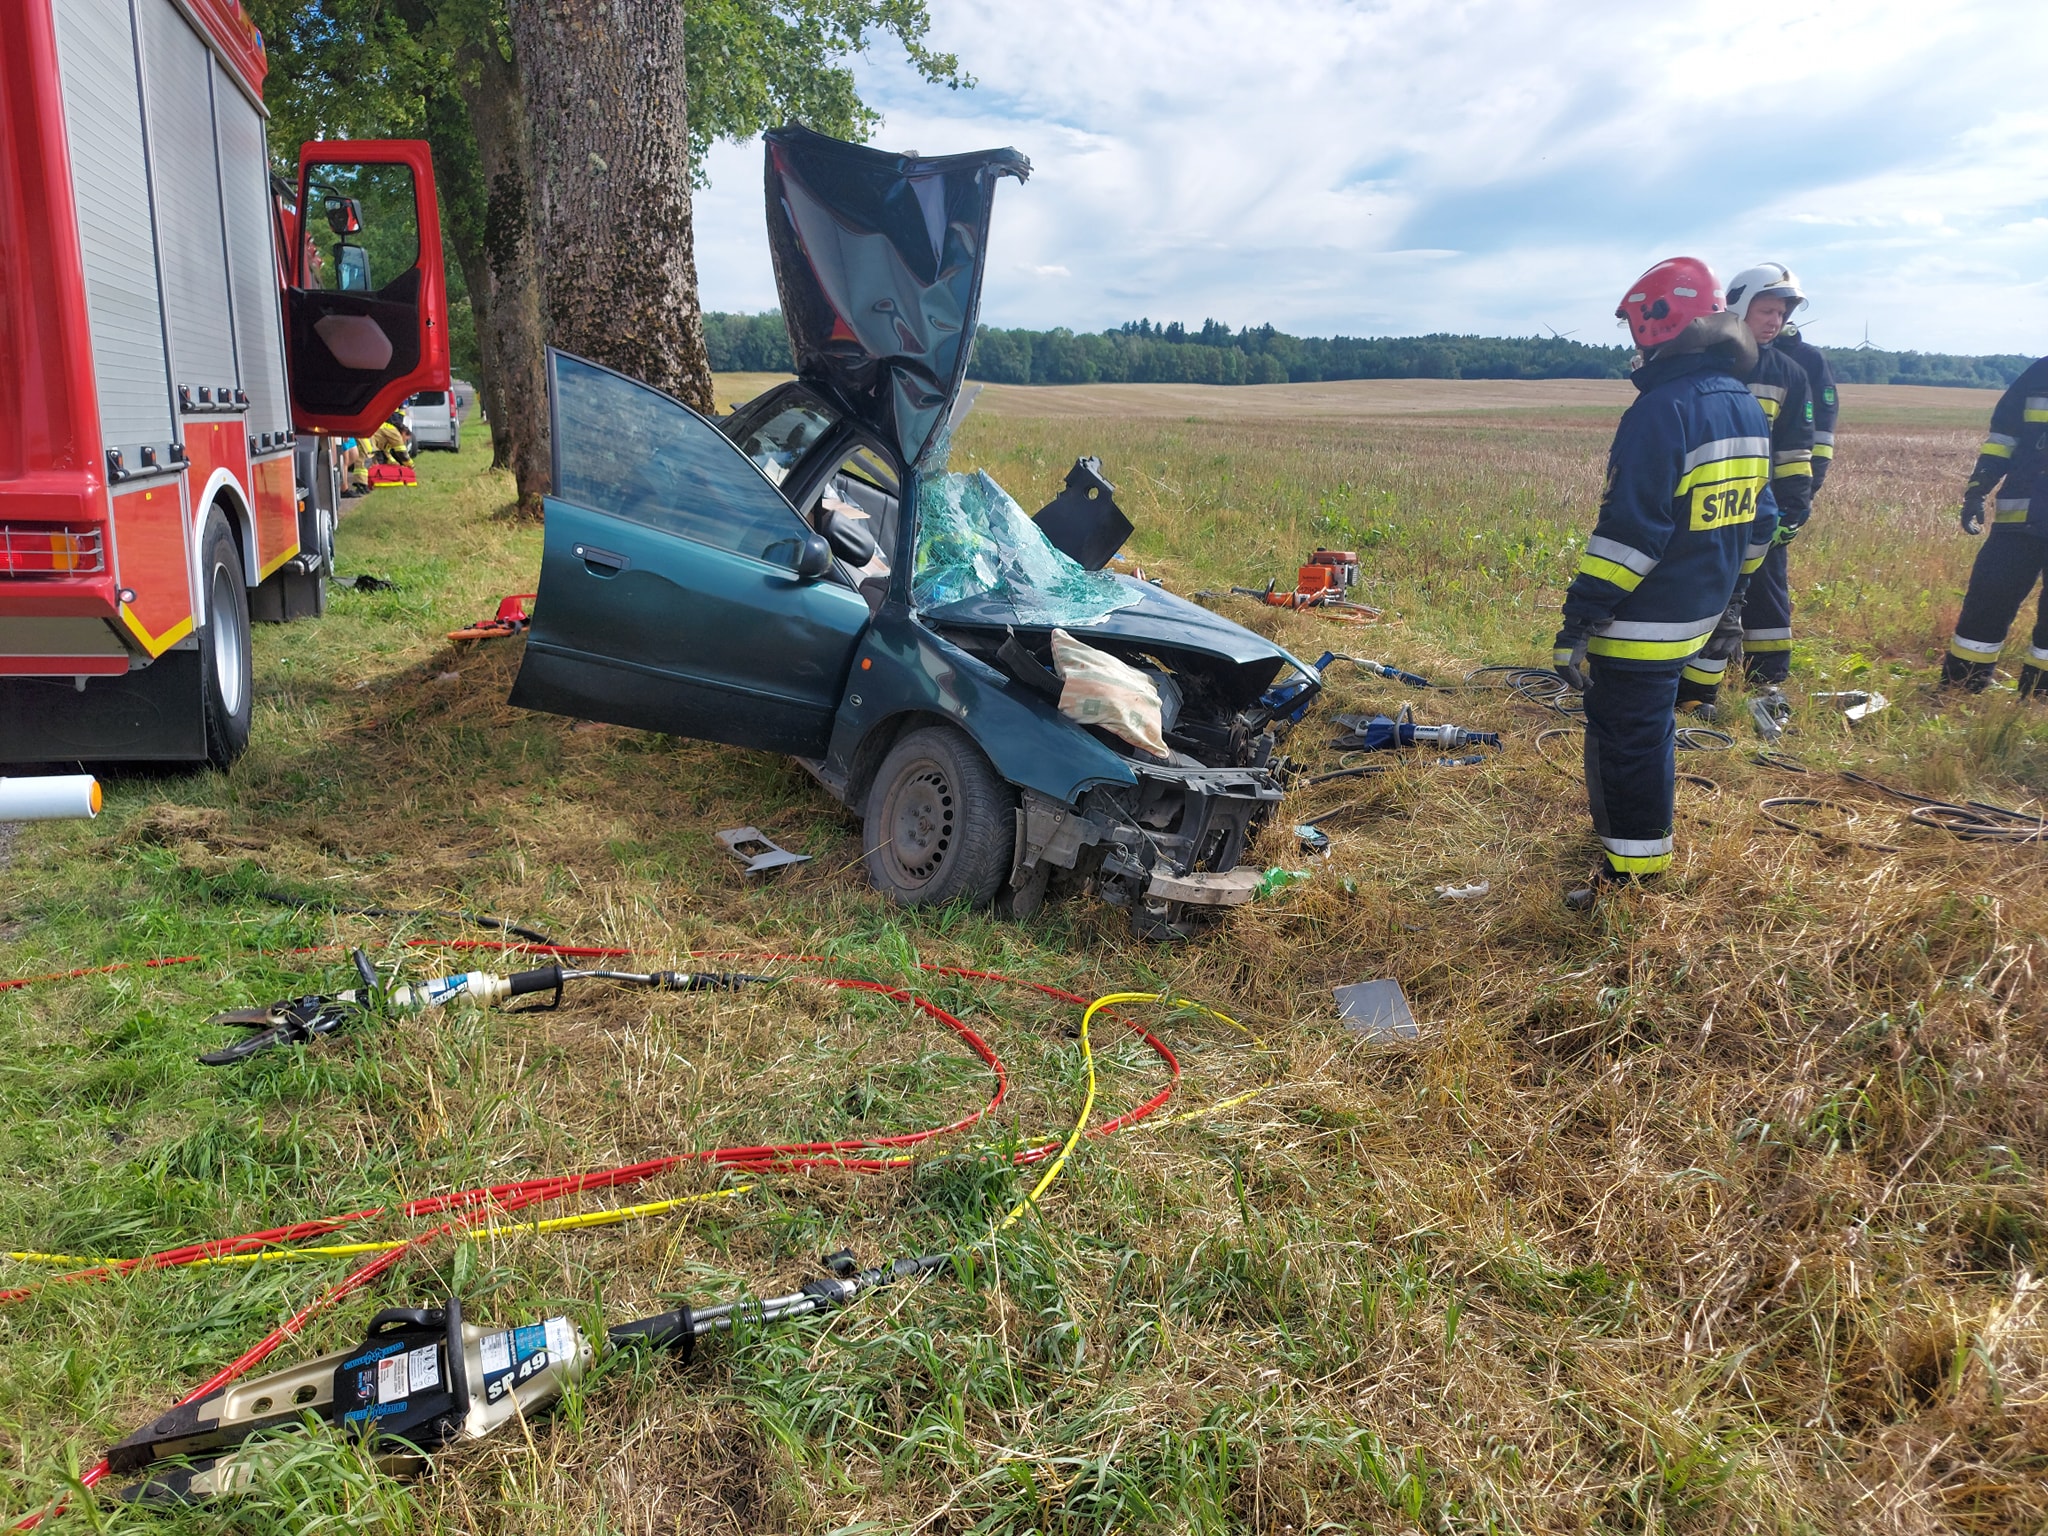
[334,246,372,293]
[324,196,364,237]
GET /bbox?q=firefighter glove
[1774,514,1806,546]
[1960,491,1987,535]
[1698,581,1749,662]
[1552,623,1591,694]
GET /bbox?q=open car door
[285,140,449,436]
[508,350,873,757]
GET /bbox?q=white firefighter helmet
[1724,262,1807,320]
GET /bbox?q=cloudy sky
[692,0,2048,354]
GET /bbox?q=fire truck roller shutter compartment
[216,63,292,466]
[212,54,301,585]
[140,0,242,460]
[51,0,178,478]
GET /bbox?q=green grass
[2,387,2046,1533]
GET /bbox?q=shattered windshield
[912,465,1140,626]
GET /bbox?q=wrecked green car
[511,127,1318,936]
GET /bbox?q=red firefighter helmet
[1616,258,1725,352]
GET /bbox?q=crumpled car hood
[764,125,1030,469]
[924,578,1312,708]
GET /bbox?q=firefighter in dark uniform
[1553,258,1777,899]
[1774,316,1840,496]
[1676,264,1813,715]
[1945,354,2048,696]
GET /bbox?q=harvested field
[1,379,2044,1535]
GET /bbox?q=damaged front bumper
[1009,764,1285,938]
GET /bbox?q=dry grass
[0,381,2045,1534]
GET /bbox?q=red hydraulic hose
[2,947,1217,1527]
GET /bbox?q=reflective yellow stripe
[1996,509,2029,523]
[117,605,195,659]
[1681,661,1724,685]
[1811,444,1834,459]
[1676,455,1771,495]
[1743,638,1793,653]
[1604,850,1673,875]
[2025,410,2048,423]
[1576,553,1645,591]
[1772,462,1813,479]
[1950,634,2001,660]
[1741,551,1768,574]
[1588,634,1708,660]
[256,538,301,582]
[1981,440,2015,458]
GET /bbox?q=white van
[404,389,459,452]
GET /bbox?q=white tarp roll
[0,776,103,821]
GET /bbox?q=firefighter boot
[2020,664,2047,699]
[1941,653,1997,693]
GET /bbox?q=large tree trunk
[507,0,715,415]
[454,34,550,515]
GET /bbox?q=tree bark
[453,32,550,514]
[507,0,715,415]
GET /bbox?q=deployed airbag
[1051,627,1167,757]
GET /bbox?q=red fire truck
[1,0,448,766]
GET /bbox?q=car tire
[862,726,1016,908]
[198,505,253,768]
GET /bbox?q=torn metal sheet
[1033,457,1134,572]
[1334,978,1421,1042]
[715,827,811,876]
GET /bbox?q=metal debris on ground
[1334,978,1422,1041]
[1815,690,1889,722]
[715,827,811,875]
[1294,824,1332,855]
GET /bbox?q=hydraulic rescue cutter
[200,950,773,1064]
[105,1250,949,1503]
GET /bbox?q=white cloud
[692,0,2048,354]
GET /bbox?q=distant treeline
[701,311,2034,390]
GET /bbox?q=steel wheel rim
[882,762,954,887]
[209,559,247,717]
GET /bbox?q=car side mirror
[790,530,834,580]
[818,506,877,566]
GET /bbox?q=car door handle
[574,543,630,575]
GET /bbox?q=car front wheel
[862,725,1015,908]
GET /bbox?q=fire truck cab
[0,0,449,766]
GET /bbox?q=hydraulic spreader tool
[200,950,773,1064]
[104,1249,949,1504]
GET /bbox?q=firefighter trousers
[1947,526,2048,681]
[1741,542,1793,683]
[1674,543,1792,709]
[1582,659,1679,877]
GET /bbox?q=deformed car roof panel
[764,125,1030,469]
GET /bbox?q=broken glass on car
[911,463,1140,627]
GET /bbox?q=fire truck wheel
[199,506,253,767]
